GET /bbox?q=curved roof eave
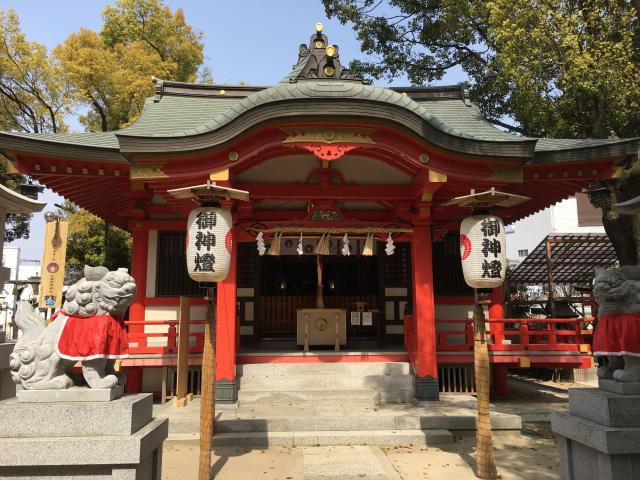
[0,183,46,214]
[0,132,127,163]
[115,81,538,159]
[532,137,640,163]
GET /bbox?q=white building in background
[507,193,605,262]
[1,246,40,334]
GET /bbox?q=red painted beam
[233,183,425,201]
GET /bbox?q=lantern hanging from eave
[186,206,233,282]
[460,215,506,289]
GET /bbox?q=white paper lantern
[186,207,232,282]
[459,215,506,289]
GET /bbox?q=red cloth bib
[55,312,129,361]
[594,313,640,357]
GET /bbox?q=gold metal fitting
[325,45,336,57]
[315,22,323,32]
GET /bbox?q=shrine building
[1,26,637,403]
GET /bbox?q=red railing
[126,317,593,357]
[434,317,593,352]
[126,320,206,355]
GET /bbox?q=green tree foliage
[54,0,205,132]
[0,10,70,241]
[0,10,69,134]
[0,2,206,268]
[323,0,640,264]
[57,201,132,277]
[322,0,640,138]
[101,0,204,82]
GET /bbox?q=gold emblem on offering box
[316,317,328,331]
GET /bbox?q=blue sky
[1,0,467,261]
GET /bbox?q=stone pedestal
[0,392,168,479]
[552,387,640,480]
[0,342,16,401]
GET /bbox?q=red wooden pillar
[489,287,505,346]
[489,287,509,396]
[129,226,148,335]
[124,366,143,394]
[411,223,439,401]
[215,225,238,404]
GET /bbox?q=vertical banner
[39,220,68,309]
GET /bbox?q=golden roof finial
[315,22,323,33]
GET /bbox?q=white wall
[506,196,606,262]
[550,197,605,234]
[506,208,552,261]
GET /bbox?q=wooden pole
[175,296,190,406]
[198,287,216,480]
[316,255,324,309]
[545,238,556,317]
[473,296,498,479]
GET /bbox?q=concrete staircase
[156,361,523,447]
[237,361,414,405]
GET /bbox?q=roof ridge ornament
[289,24,369,84]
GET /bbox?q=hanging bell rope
[315,233,331,255]
[267,232,282,256]
[362,233,375,256]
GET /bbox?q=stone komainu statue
[593,266,640,382]
[10,266,136,390]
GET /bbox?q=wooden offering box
[296,309,347,351]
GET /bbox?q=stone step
[207,429,455,447]
[166,414,521,435]
[237,361,411,377]
[238,373,412,391]
[237,387,412,405]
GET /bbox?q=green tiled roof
[119,80,521,144]
[0,78,637,162]
[4,131,120,149]
[413,99,519,143]
[124,96,241,136]
[534,137,635,152]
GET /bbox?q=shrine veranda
[1,27,636,403]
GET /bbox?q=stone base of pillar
[216,378,238,404]
[0,393,167,479]
[552,387,640,480]
[490,364,509,397]
[413,375,439,401]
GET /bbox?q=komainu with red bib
[593,265,640,383]
[9,266,136,390]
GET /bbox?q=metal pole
[198,287,216,480]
